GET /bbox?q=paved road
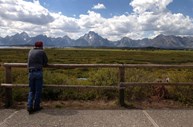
[0,109,193,127]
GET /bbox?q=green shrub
[125,86,153,101]
[88,68,118,86]
[12,68,28,84]
[169,86,193,105]
[44,69,68,84]
[13,88,28,101]
[60,89,97,100]
[98,89,118,100]
[2,49,193,105]
[42,88,63,100]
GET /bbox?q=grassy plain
[1,48,193,64]
[1,48,193,107]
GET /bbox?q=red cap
[35,41,43,47]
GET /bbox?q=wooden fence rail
[1,63,193,108]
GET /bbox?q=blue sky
[168,0,193,17]
[38,0,134,18]
[36,0,193,18]
[0,0,193,40]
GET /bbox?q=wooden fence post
[119,65,125,106]
[5,66,12,108]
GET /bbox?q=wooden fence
[1,63,193,108]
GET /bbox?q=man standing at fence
[27,41,48,114]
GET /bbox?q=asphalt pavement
[0,109,193,127]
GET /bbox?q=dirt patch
[126,99,193,109]
[1,99,193,110]
[6,100,120,110]
[42,100,120,109]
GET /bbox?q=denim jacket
[27,48,48,69]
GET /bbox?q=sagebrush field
[1,48,193,107]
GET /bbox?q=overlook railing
[1,63,193,108]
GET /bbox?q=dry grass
[1,99,193,110]
[7,100,119,110]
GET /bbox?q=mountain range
[0,31,193,49]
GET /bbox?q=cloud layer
[0,0,193,40]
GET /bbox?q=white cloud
[128,0,193,37]
[0,0,193,40]
[130,0,173,14]
[155,13,193,35]
[49,13,80,32]
[0,0,54,25]
[79,11,105,28]
[33,0,40,5]
[92,3,106,10]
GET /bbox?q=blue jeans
[27,71,43,109]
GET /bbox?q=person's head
[35,41,43,48]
